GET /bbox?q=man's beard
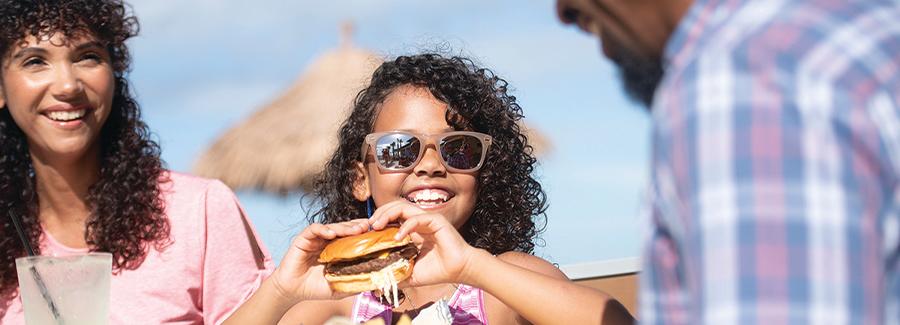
[617,54,664,108]
[605,39,665,109]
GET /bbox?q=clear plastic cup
[15,253,112,325]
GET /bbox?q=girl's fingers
[289,224,333,255]
[365,201,450,241]
[352,218,371,229]
[368,200,407,229]
[395,216,421,240]
[326,219,370,237]
[395,214,442,240]
[369,200,427,230]
[377,200,418,224]
[348,218,372,233]
[301,223,335,241]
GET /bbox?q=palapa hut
[194,24,551,194]
[194,23,378,194]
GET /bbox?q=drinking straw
[7,210,64,325]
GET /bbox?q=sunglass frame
[360,130,493,172]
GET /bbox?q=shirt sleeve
[640,41,898,324]
[199,180,275,325]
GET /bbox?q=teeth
[408,189,449,205]
[47,110,86,122]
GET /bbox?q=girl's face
[357,85,479,229]
[0,33,114,163]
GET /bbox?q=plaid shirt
[640,0,900,324]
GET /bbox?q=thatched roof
[194,25,380,193]
[194,24,552,194]
[522,124,552,158]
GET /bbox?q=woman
[0,1,272,323]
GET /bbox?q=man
[556,0,900,323]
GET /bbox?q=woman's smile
[39,104,93,130]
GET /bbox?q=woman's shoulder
[157,170,271,275]
[496,251,568,280]
[162,171,230,191]
[160,171,237,201]
[157,171,244,226]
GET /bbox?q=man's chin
[602,38,665,109]
[617,54,664,109]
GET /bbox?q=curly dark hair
[0,0,168,301]
[308,53,547,255]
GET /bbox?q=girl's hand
[368,200,482,287]
[270,219,371,303]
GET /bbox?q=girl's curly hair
[0,0,168,300]
[308,53,547,255]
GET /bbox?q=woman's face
[357,85,479,229]
[0,33,114,162]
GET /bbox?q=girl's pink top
[1,172,274,325]
[352,284,489,325]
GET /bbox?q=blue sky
[127,0,651,266]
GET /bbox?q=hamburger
[318,227,418,306]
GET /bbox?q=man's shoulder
[662,0,900,99]
[704,0,900,66]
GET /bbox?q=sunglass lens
[374,134,420,169]
[441,135,483,170]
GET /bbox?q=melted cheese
[371,259,409,307]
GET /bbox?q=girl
[226,54,633,324]
[0,1,272,323]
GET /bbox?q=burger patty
[325,244,418,276]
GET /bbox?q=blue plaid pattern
[640,0,900,323]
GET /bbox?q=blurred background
[127,0,650,267]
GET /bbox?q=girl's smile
[356,85,478,229]
[404,185,455,209]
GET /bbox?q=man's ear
[351,162,371,201]
[0,84,5,109]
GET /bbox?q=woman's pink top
[352,284,489,325]
[0,172,274,325]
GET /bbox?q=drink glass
[15,253,112,325]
